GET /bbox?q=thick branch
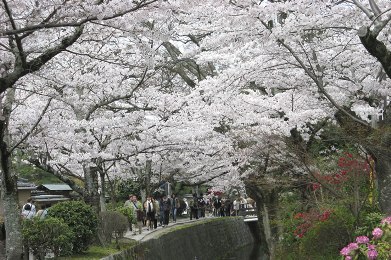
[85,69,148,120]
[0,26,84,93]
[279,40,371,128]
[358,26,391,79]
[28,158,86,196]
[1,0,158,36]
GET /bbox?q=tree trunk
[0,147,23,259]
[246,183,280,260]
[0,88,24,259]
[84,166,101,213]
[2,193,23,260]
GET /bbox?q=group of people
[21,198,49,220]
[188,194,253,219]
[124,193,181,235]
[123,193,255,236]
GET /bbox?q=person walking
[144,196,155,231]
[129,195,143,235]
[191,193,199,220]
[160,195,171,227]
[171,194,180,223]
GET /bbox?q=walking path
[124,216,211,242]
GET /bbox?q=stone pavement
[124,216,210,242]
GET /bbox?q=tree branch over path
[85,69,148,120]
[0,0,158,36]
[0,26,84,93]
[278,39,371,128]
[28,158,86,196]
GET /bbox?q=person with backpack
[21,198,36,219]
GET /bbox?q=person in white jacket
[21,198,36,219]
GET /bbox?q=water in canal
[220,243,266,260]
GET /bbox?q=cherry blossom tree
[0,0,160,258]
[160,0,391,257]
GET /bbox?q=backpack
[23,203,32,211]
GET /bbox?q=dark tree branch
[0,26,84,94]
[0,0,158,36]
[28,158,86,196]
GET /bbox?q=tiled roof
[37,184,72,191]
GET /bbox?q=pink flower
[381,216,391,225]
[368,244,376,250]
[367,249,378,260]
[345,256,352,260]
[372,228,383,239]
[356,235,369,244]
[347,242,358,251]
[340,247,350,256]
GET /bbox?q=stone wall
[102,217,255,260]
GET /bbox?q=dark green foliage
[354,211,384,237]
[22,217,74,259]
[47,200,98,253]
[299,212,353,259]
[98,211,128,247]
[116,179,141,201]
[16,160,62,184]
[116,206,135,225]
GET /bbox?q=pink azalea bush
[340,216,390,259]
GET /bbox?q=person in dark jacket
[160,195,171,227]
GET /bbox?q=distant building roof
[37,184,72,191]
[17,180,37,190]
[32,194,70,203]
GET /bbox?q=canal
[220,242,266,260]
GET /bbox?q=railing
[238,205,258,222]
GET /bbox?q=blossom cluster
[340,216,391,260]
[293,209,332,238]
[312,154,370,190]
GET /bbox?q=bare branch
[279,40,371,128]
[85,68,148,120]
[0,0,158,36]
[0,26,84,93]
[352,0,374,19]
[369,0,381,16]
[28,158,86,196]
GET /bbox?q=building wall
[18,190,32,207]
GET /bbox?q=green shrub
[116,205,135,225]
[99,211,128,248]
[47,200,98,253]
[354,211,384,237]
[276,207,355,259]
[299,210,354,259]
[22,217,74,259]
